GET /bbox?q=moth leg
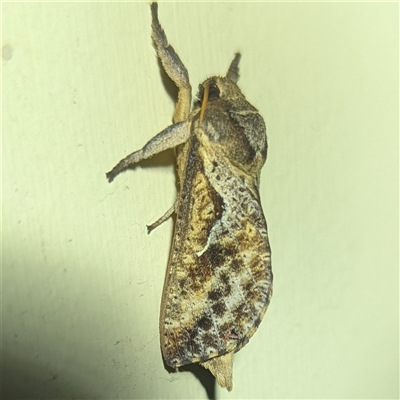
[200,352,234,392]
[106,121,190,182]
[150,2,192,123]
[147,201,177,234]
[226,53,241,83]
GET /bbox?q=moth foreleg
[226,53,241,83]
[150,3,192,123]
[106,121,190,182]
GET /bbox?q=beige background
[2,2,398,399]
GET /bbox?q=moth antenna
[199,82,210,124]
[226,53,241,83]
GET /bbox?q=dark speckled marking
[212,301,227,317]
[209,289,223,301]
[198,315,213,331]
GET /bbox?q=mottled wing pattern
[160,123,272,368]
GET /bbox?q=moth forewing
[107,2,272,392]
[159,75,272,390]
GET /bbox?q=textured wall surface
[3,2,398,399]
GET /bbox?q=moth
[107,3,273,391]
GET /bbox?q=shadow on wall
[1,352,102,399]
[2,351,217,399]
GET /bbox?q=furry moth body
[106,3,273,391]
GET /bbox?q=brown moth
[106,3,273,391]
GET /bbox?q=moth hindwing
[106,2,273,392]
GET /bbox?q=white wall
[3,2,398,399]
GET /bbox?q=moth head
[196,54,244,124]
[196,78,220,109]
[197,77,238,124]
[196,76,247,124]
[196,53,244,113]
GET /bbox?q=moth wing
[159,136,272,368]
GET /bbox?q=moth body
[106,3,272,391]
